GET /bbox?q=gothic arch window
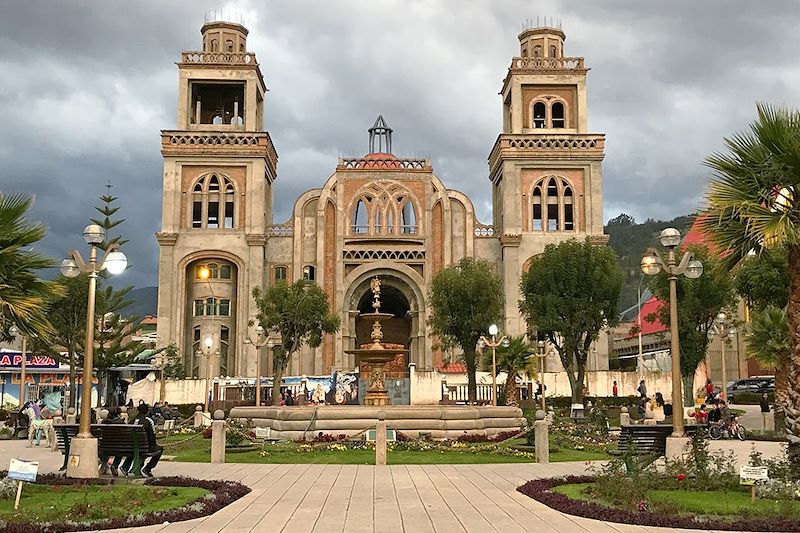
[550,45,557,57]
[533,45,542,58]
[551,102,565,128]
[226,40,234,52]
[303,265,316,281]
[386,208,395,234]
[352,198,369,234]
[189,173,238,230]
[400,199,417,234]
[374,209,382,233]
[210,39,218,52]
[533,102,546,128]
[530,176,578,233]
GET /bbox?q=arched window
[239,43,244,52]
[274,266,287,282]
[226,40,234,53]
[352,199,368,234]
[532,187,543,230]
[303,265,316,281]
[533,45,541,58]
[533,102,546,128]
[386,208,395,234]
[550,45,557,57]
[189,174,237,229]
[400,200,417,234]
[546,178,559,231]
[552,102,565,128]
[564,186,574,230]
[210,39,218,52]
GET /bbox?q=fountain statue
[344,276,409,406]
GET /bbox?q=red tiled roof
[436,362,467,374]
[629,296,668,338]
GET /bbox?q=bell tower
[156,13,278,378]
[489,21,607,339]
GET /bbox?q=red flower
[676,474,686,481]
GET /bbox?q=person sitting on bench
[120,403,163,477]
[100,407,124,475]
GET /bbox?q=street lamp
[8,325,28,407]
[244,325,273,406]
[536,340,555,411]
[60,224,127,478]
[641,228,703,438]
[708,312,736,400]
[196,336,218,413]
[477,324,510,406]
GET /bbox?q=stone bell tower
[156,13,278,378]
[488,21,607,356]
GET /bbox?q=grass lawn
[163,435,608,464]
[0,483,209,523]
[554,482,800,517]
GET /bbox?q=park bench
[611,424,699,457]
[55,423,155,476]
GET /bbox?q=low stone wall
[230,405,525,440]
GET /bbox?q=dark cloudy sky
[1,1,799,289]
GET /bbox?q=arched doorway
[355,284,411,348]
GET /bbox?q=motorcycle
[709,415,746,441]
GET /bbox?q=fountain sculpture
[344,277,409,406]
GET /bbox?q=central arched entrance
[355,284,411,348]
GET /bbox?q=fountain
[344,277,409,406]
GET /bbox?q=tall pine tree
[91,184,144,405]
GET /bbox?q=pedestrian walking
[760,393,771,430]
[637,380,647,399]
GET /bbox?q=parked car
[726,376,775,402]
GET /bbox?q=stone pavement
[0,439,786,533]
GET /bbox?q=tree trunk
[784,245,800,478]
[682,374,694,408]
[272,364,285,406]
[68,350,76,409]
[567,367,584,404]
[465,350,477,404]
[504,370,518,407]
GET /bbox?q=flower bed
[0,473,250,532]
[518,475,800,532]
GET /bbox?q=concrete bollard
[546,406,555,424]
[210,410,226,464]
[375,415,387,466]
[193,405,204,428]
[51,409,63,452]
[534,409,549,464]
[65,407,77,425]
[619,406,631,426]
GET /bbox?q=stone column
[210,409,226,464]
[193,405,204,428]
[375,416,387,466]
[619,406,631,426]
[534,409,549,464]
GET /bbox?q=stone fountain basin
[230,405,524,441]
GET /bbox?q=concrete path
[0,440,787,533]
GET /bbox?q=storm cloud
[1,0,798,289]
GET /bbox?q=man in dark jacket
[121,403,163,477]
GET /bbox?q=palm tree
[0,193,63,340]
[746,305,791,407]
[483,335,536,407]
[701,103,800,472]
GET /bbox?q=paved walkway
[0,440,787,533]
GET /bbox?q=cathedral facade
[155,18,608,379]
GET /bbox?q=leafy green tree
[252,280,340,405]
[482,335,535,407]
[700,104,800,472]
[519,239,624,403]
[92,186,143,404]
[0,193,63,341]
[735,247,789,311]
[30,274,89,408]
[428,257,504,404]
[646,245,735,402]
[159,344,186,380]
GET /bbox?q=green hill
[605,213,696,311]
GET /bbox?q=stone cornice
[246,233,267,246]
[498,234,522,247]
[155,232,179,246]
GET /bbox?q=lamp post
[708,313,736,400]
[477,324,510,406]
[196,336,218,413]
[536,340,555,411]
[637,274,646,385]
[59,224,127,478]
[8,326,27,407]
[641,228,703,438]
[244,325,272,406]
